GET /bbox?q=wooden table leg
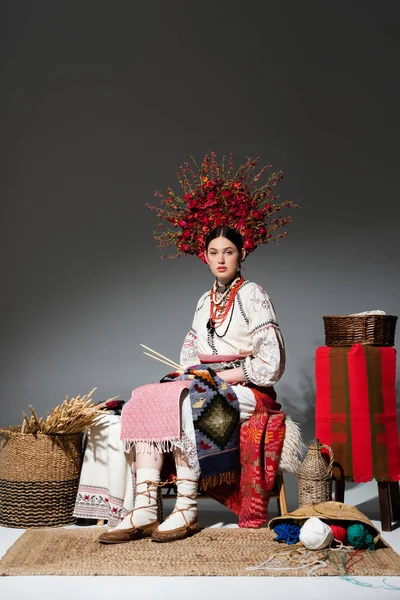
[378,481,393,532]
[390,481,400,521]
[332,462,345,502]
[333,478,345,503]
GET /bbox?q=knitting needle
[140,344,181,370]
[142,351,183,373]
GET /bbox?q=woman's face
[205,236,245,285]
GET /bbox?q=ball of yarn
[273,522,301,545]
[329,524,348,544]
[299,517,334,550]
[347,523,375,550]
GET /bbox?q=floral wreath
[146,152,298,263]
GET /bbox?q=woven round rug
[1,526,400,577]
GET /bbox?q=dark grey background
[1,1,399,448]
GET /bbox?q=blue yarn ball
[273,522,301,545]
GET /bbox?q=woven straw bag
[268,501,381,545]
[0,426,83,528]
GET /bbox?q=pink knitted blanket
[120,380,190,449]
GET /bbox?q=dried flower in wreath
[20,388,119,435]
[146,152,299,262]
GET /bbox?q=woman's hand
[215,366,246,384]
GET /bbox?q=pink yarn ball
[330,524,348,544]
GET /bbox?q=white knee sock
[112,468,161,531]
[157,465,198,532]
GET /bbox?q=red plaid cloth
[315,344,400,482]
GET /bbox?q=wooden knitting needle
[142,351,183,373]
[140,344,181,370]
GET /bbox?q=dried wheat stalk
[20,388,118,435]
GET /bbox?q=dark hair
[205,226,244,253]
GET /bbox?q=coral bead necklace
[208,274,244,332]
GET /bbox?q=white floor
[1,478,400,600]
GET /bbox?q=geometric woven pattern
[195,392,239,449]
[162,367,241,484]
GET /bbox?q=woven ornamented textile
[161,367,241,486]
[205,391,286,527]
[315,344,400,482]
[238,396,286,527]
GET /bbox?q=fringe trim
[279,415,306,474]
[200,469,240,491]
[122,437,185,455]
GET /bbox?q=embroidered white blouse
[180,280,285,387]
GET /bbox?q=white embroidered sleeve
[180,327,199,369]
[242,284,285,387]
[180,296,204,368]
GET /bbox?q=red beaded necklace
[209,275,244,330]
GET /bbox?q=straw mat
[1,527,400,577]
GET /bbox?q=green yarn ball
[347,523,375,550]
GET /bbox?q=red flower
[147,152,297,259]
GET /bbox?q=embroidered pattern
[180,328,198,367]
[74,486,130,527]
[248,284,271,313]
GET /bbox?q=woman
[98,225,285,544]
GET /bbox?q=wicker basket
[0,426,83,528]
[323,314,397,347]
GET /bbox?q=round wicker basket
[0,426,83,528]
[323,315,397,347]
